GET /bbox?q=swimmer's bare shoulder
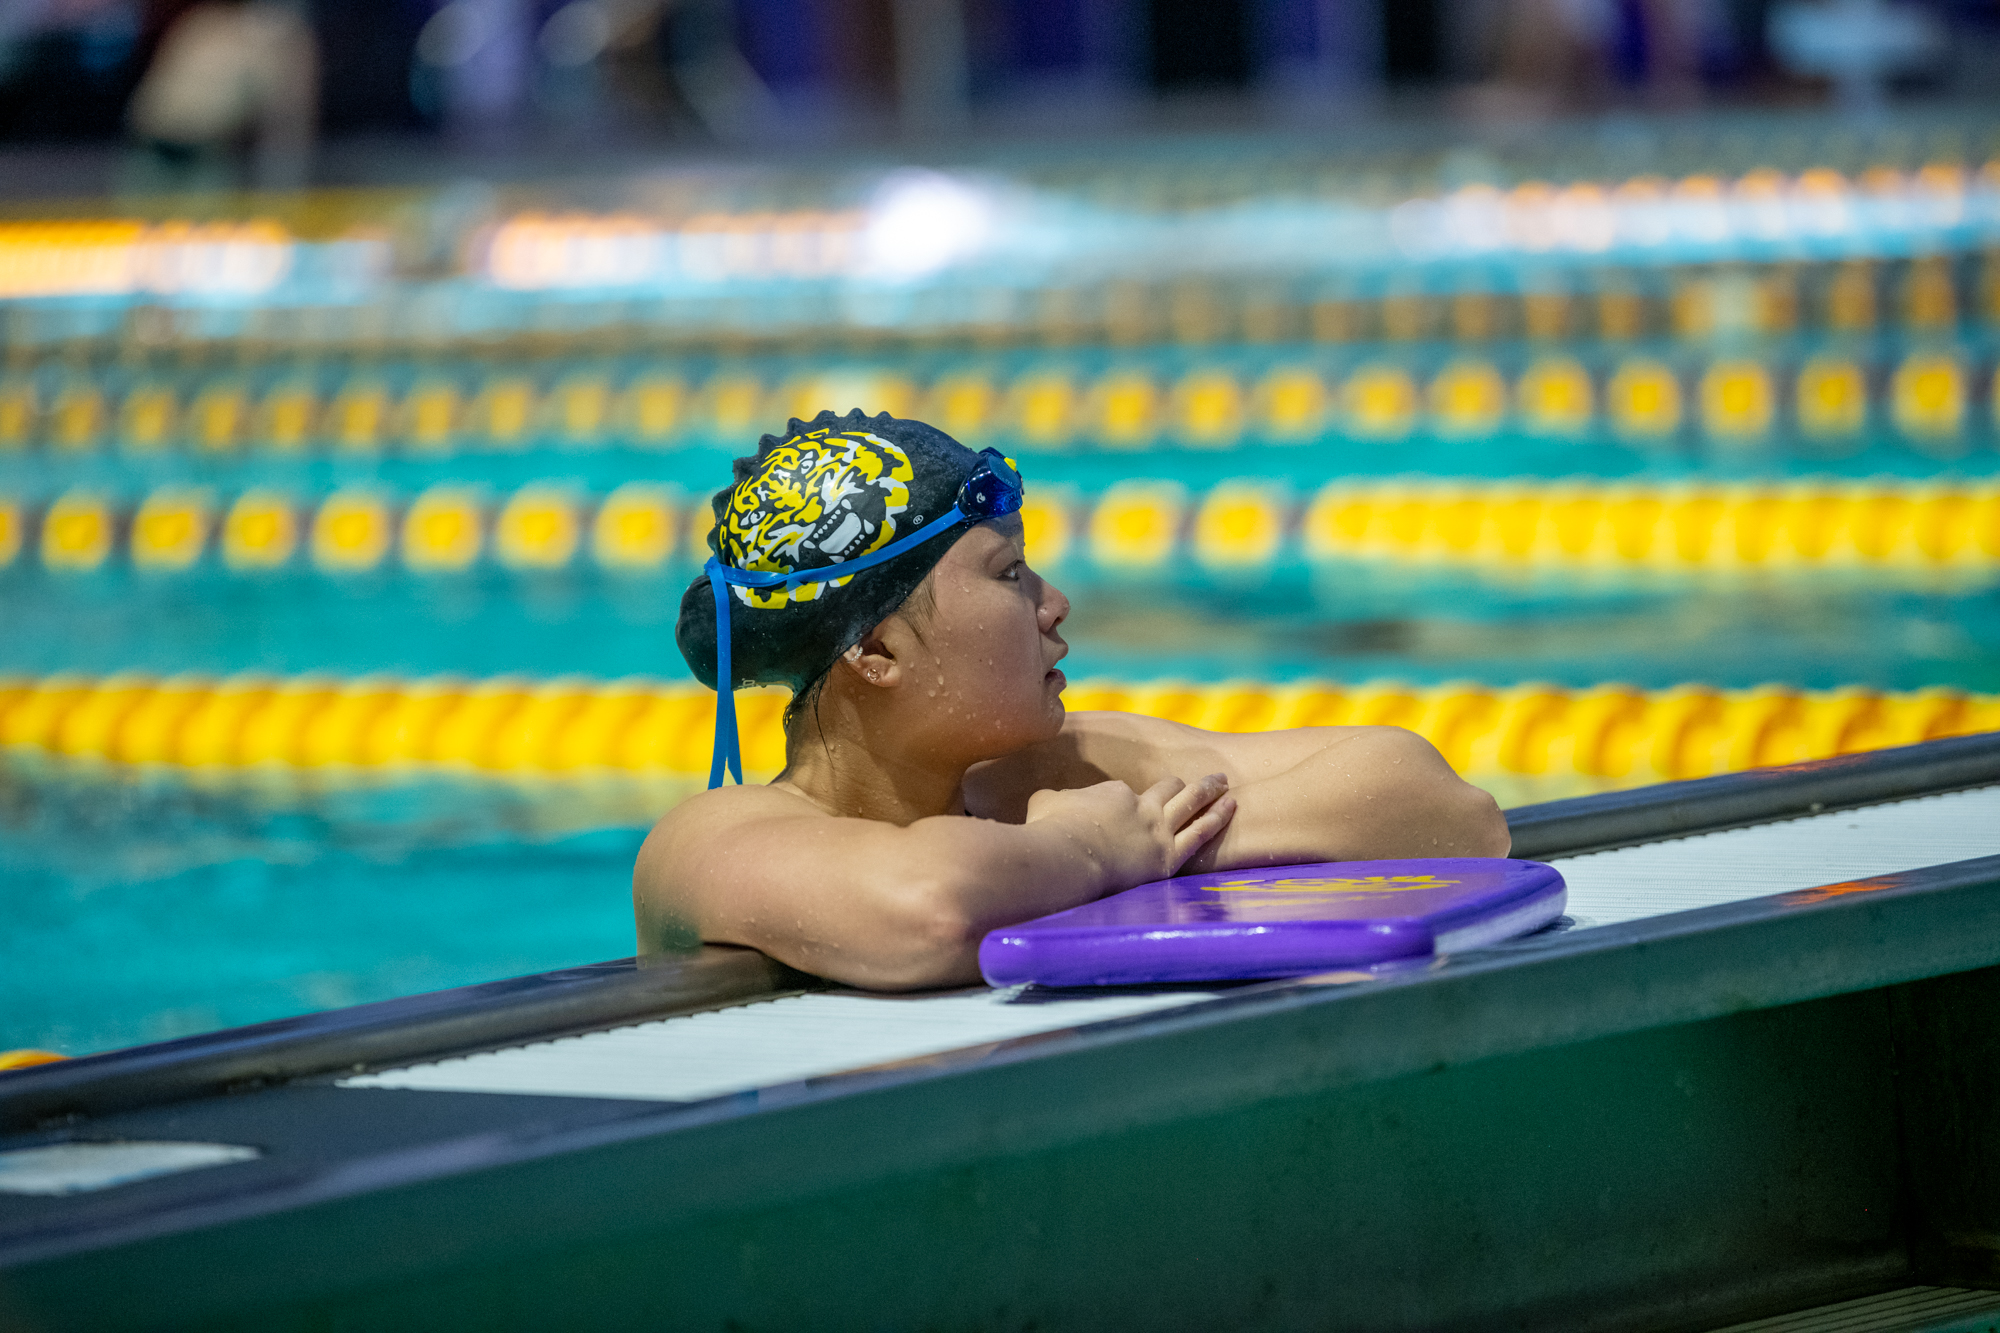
[964,710,1373,821]
[966,710,1509,866]
[633,780,992,984]
[633,781,830,954]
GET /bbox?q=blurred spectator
[1768,0,1946,109]
[125,0,317,187]
[411,0,532,138]
[515,0,777,142]
[0,0,142,141]
[655,0,780,139]
[1482,0,1614,112]
[1457,0,1707,115]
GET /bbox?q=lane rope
[0,671,1990,787]
[7,478,2000,575]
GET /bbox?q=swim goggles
[703,449,1025,788]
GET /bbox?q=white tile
[1552,784,2000,928]
[344,987,1212,1103]
[0,1141,259,1196]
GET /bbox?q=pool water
[1066,573,2000,693]
[0,764,646,1054]
[6,557,1997,692]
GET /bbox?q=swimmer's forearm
[635,801,1130,991]
[696,816,1121,992]
[901,815,1125,940]
[1181,729,1508,872]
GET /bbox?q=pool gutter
[0,947,818,1133]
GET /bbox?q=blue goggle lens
[962,450,1024,519]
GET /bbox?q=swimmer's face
[891,513,1070,759]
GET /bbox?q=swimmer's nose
[1039,580,1070,634]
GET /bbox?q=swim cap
[675,408,989,697]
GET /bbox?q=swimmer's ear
[840,637,901,689]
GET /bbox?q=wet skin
[634,514,1509,990]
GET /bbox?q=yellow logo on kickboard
[1204,874,1461,894]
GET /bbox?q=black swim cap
[675,408,989,694]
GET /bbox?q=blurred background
[4,0,2000,1057]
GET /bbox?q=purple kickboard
[979,858,1567,988]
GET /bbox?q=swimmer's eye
[1000,560,1024,581]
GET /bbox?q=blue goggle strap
[705,560,745,788]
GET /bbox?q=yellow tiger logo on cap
[719,427,914,609]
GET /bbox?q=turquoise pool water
[6,550,1998,691]
[1,768,643,1054]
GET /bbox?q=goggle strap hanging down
[706,563,744,787]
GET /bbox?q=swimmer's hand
[1025,773,1236,890]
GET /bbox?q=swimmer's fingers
[1138,775,1186,815]
[1172,794,1237,868]
[1156,772,1230,831]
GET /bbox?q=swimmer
[634,410,1508,989]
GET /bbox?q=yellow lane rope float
[1296,479,2000,572]
[0,219,294,301]
[0,483,690,575]
[6,480,1999,576]
[1,672,1991,791]
[2,348,1996,458]
[0,1050,65,1071]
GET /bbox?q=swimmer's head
[682,409,1067,785]
[676,408,1000,697]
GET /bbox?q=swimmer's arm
[970,713,1508,869]
[633,780,1229,991]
